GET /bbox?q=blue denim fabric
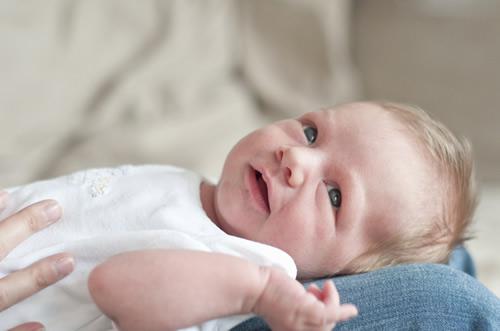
[232,247,500,331]
[448,245,476,277]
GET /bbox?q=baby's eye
[326,184,342,209]
[303,126,317,145]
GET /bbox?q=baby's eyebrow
[296,112,313,122]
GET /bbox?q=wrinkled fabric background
[0,0,357,186]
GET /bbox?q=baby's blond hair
[345,101,477,273]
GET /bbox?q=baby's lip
[257,165,275,213]
[248,165,271,215]
[256,170,270,212]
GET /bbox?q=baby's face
[214,102,434,278]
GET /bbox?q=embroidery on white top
[66,166,132,198]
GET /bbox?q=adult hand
[0,191,74,331]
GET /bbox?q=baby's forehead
[304,104,410,141]
[321,101,384,114]
[302,102,393,123]
[298,104,435,174]
[327,105,438,217]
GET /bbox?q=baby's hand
[253,268,357,331]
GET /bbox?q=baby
[0,101,476,331]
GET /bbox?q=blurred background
[0,0,498,295]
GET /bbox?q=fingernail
[8,324,44,331]
[43,201,62,225]
[0,190,8,209]
[55,256,74,277]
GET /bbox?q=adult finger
[8,321,45,331]
[0,252,74,312]
[0,199,62,260]
[0,191,8,212]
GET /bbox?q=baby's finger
[0,200,62,260]
[322,280,359,324]
[8,322,45,331]
[300,293,327,328]
[0,253,74,312]
[306,283,323,300]
[337,304,358,322]
[322,280,340,306]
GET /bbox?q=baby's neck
[199,180,222,230]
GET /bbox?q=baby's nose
[277,146,306,187]
[286,166,304,187]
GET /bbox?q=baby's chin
[296,265,328,280]
[294,255,348,280]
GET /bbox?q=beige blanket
[0,0,358,186]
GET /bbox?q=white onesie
[0,165,296,331]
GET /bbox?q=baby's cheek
[275,213,314,247]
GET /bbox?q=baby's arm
[89,249,267,331]
[88,249,357,331]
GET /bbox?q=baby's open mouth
[255,170,270,213]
